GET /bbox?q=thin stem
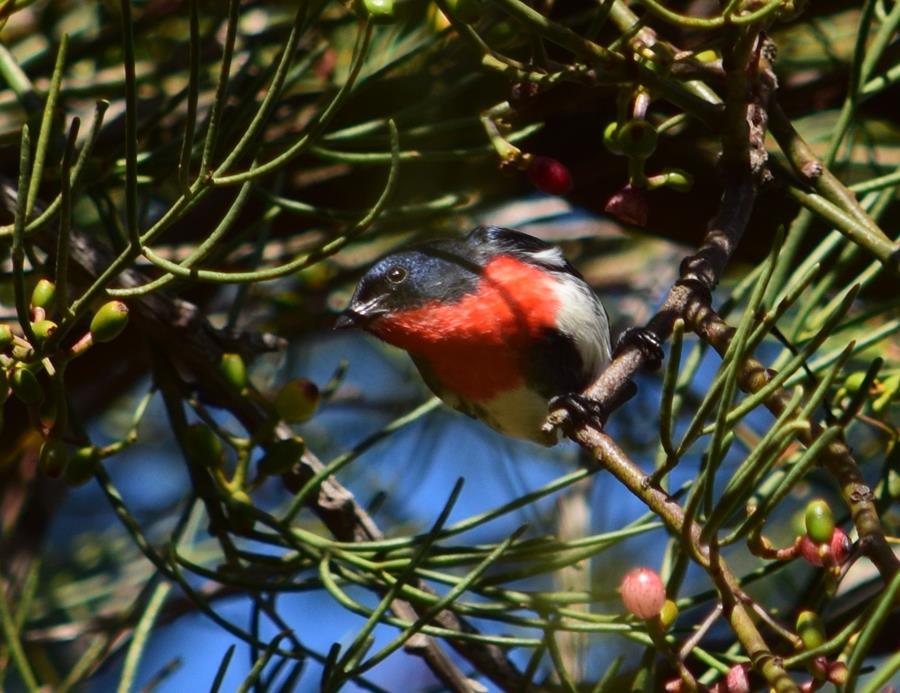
[212,19,373,186]
[119,0,140,247]
[786,185,897,271]
[0,581,40,691]
[25,33,68,220]
[199,0,241,174]
[13,125,36,345]
[134,119,399,286]
[116,582,171,693]
[54,117,79,316]
[177,0,200,190]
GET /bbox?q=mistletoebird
[336,225,635,445]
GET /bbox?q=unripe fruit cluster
[0,281,135,479]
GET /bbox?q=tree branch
[10,181,524,692]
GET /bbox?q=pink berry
[724,664,751,693]
[604,184,648,227]
[527,156,572,195]
[828,662,849,686]
[829,527,851,565]
[798,528,851,567]
[620,567,666,620]
[797,535,824,566]
[810,656,829,680]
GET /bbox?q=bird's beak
[334,297,385,330]
[334,310,361,330]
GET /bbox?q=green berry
[31,279,56,310]
[660,168,694,192]
[842,371,867,394]
[39,440,68,478]
[184,423,224,468]
[90,301,129,343]
[659,599,679,629]
[11,367,43,405]
[64,446,101,486]
[219,353,247,391]
[31,319,58,342]
[804,499,835,545]
[602,121,624,155]
[0,324,12,348]
[617,119,658,158]
[796,610,825,650]
[361,0,395,22]
[274,379,320,423]
[258,437,306,477]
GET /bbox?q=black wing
[522,327,592,400]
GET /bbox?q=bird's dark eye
[386,266,408,284]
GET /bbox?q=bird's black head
[336,239,481,330]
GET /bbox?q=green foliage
[0,1,896,692]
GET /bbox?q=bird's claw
[615,327,664,371]
[545,393,609,433]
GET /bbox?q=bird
[335,225,613,445]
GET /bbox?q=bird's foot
[615,327,664,371]
[544,382,638,435]
[544,393,608,435]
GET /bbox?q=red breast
[369,256,560,401]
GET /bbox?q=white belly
[464,386,557,445]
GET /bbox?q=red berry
[604,185,648,227]
[620,567,666,619]
[527,156,572,195]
